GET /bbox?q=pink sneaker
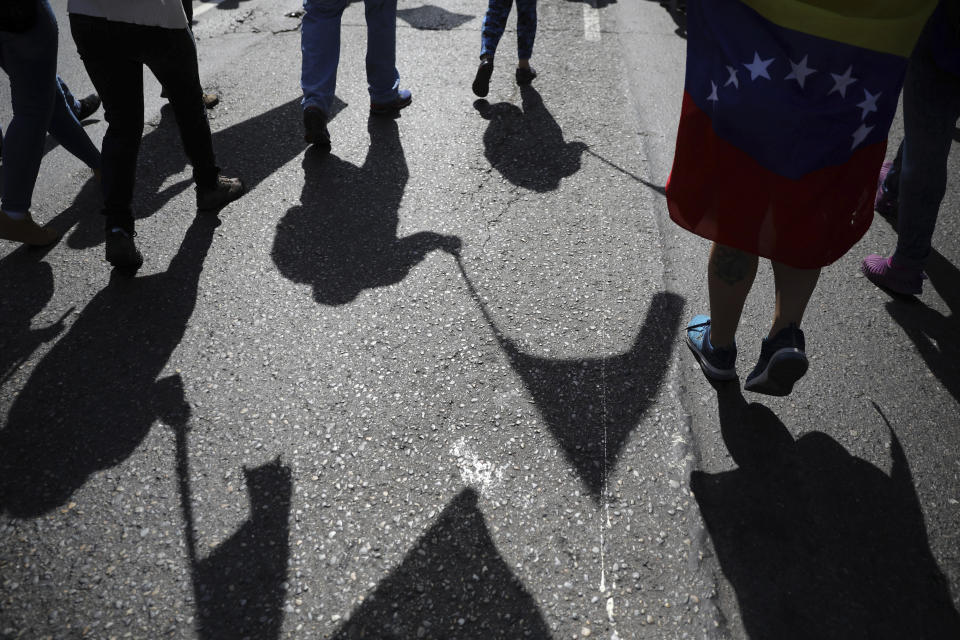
[861,254,926,295]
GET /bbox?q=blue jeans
[0,0,58,213]
[300,0,400,114]
[480,0,537,61]
[882,23,960,270]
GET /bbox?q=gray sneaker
[196,175,245,215]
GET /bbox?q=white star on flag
[784,55,817,89]
[856,89,881,121]
[744,52,775,81]
[707,81,719,103]
[851,123,874,150]
[829,65,858,98]
[724,66,739,89]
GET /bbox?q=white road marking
[193,0,229,19]
[583,1,601,42]
[451,439,504,497]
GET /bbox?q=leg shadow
[885,248,960,408]
[330,489,553,639]
[0,216,220,517]
[691,386,960,638]
[475,86,587,193]
[66,97,308,250]
[272,117,460,305]
[455,256,684,498]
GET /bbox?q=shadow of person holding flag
[164,389,292,640]
[474,85,587,193]
[0,216,220,518]
[272,117,460,305]
[691,387,960,638]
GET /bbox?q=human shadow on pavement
[691,387,960,639]
[168,403,291,640]
[565,0,617,9]
[66,97,309,250]
[330,488,553,640]
[272,117,461,305]
[0,216,220,518]
[475,85,587,193]
[455,256,684,498]
[884,248,960,409]
[642,0,686,38]
[397,4,473,30]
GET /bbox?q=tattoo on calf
[713,246,752,286]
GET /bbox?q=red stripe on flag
[666,91,886,269]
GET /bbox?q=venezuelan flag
[665,0,938,268]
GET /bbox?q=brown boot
[0,211,60,246]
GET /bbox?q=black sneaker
[196,175,246,215]
[76,94,101,120]
[744,323,808,396]
[303,106,331,147]
[516,66,537,86]
[472,58,494,97]
[370,88,412,116]
[105,228,143,270]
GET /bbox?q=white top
[68,0,189,30]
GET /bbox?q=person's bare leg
[770,261,821,338]
[708,242,759,348]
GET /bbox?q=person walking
[668,0,937,396]
[862,0,960,296]
[68,0,245,270]
[471,0,538,98]
[300,0,412,148]
[0,0,102,247]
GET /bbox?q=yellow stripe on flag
[741,0,938,58]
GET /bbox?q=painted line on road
[583,1,601,41]
[193,0,229,19]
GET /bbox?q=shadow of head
[691,392,960,638]
[474,87,587,193]
[272,122,459,306]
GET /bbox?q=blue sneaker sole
[744,349,808,396]
[685,336,737,381]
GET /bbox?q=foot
[472,58,494,97]
[370,88,412,116]
[0,211,60,246]
[685,315,737,381]
[861,254,926,295]
[105,227,143,270]
[75,94,101,120]
[303,106,331,148]
[875,160,898,219]
[516,65,537,86]
[744,324,808,396]
[196,175,246,215]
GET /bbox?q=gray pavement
[1,1,958,638]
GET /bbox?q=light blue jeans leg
[48,77,101,170]
[0,0,58,213]
[301,0,348,114]
[893,46,960,270]
[364,0,400,105]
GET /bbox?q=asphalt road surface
[1,1,958,638]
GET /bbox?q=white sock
[2,209,27,221]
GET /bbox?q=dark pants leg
[183,0,194,24]
[70,14,218,230]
